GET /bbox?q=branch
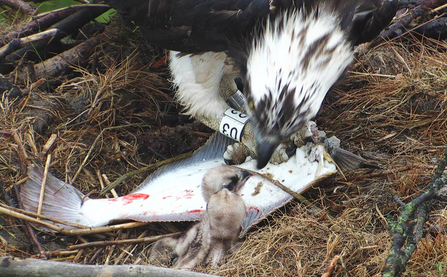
[372,0,447,47]
[13,35,101,81]
[0,256,219,277]
[0,0,35,15]
[0,5,91,47]
[67,232,182,250]
[382,146,447,277]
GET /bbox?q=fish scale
[20,133,336,236]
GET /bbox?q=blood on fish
[188,209,202,213]
[162,196,171,199]
[248,206,260,212]
[183,189,194,199]
[122,193,150,205]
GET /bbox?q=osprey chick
[149,166,250,268]
[106,0,397,168]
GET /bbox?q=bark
[13,35,101,82]
[0,0,35,15]
[1,8,76,47]
[0,256,219,277]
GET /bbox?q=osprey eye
[248,101,255,111]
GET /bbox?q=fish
[19,133,337,236]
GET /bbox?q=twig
[24,218,46,258]
[67,232,182,251]
[88,248,104,264]
[235,167,333,213]
[11,185,46,258]
[0,8,78,47]
[37,154,51,216]
[0,0,35,15]
[0,204,81,232]
[347,165,414,181]
[111,230,128,265]
[0,204,151,235]
[373,0,447,48]
[0,29,60,59]
[41,134,57,155]
[33,4,109,19]
[61,222,153,236]
[373,5,426,48]
[433,2,447,11]
[73,249,84,263]
[100,173,119,198]
[32,36,102,80]
[382,146,447,277]
[0,202,87,229]
[40,250,79,257]
[71,130,104,184]
[321,255,340,277]
[12,130,28,173]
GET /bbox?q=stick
[346,165,414,181]
[37,154,51,216]
[0,8,77,47]
[0,29,60,59]
[0,0,35,15]
[41,134,57,155]
[0,256,219,277]
[68,232,182,250]
[0,202,87,229]
[33,36,101,80]
[12,131,28,174]
[236,167,333,212]
[33,4,109,19]
[40,250,79,258]
[321,255,340,277]
[0,204,151,235]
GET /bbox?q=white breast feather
[169,51,231,119]
[247,6,353,132]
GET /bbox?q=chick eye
[223,176,239,191]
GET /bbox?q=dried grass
[207,37,447,276]
[1,21,447,277]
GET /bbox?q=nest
[1,1,447,277]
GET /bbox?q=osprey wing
[339,0,398,45]
[105,0,270,53]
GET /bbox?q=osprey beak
[256,137,280,169]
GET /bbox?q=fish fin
[329,147,381,172]
[240,207,264,236]
[136,133,234,191]
[19,165,94,229]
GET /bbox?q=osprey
[105,0,397,168]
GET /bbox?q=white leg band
[219,108,250,142]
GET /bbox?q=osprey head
[241,7,354,169]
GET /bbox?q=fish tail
[19,165,97,229]
[330,147,381,172]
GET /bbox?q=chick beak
[239,170,252,183]
[232,170,252,192]
[256,137,280,169]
